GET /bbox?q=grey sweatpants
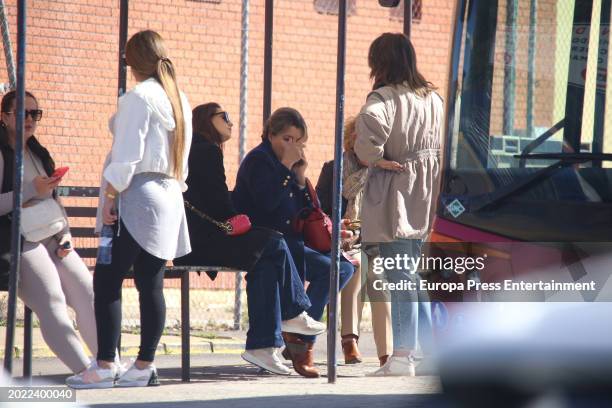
[18,237,97,373]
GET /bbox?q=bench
[19,186,243,382]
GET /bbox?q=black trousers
[94,220,166,362]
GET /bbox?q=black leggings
[94,220,166,362]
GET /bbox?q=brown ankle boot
[281,332,320,378]
[379,354,389,366]
[341,335,362,364]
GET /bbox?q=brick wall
[489,0,559,136]
[1,0,455,289]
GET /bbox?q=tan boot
[281,332,320,378]
[341,335,362,364]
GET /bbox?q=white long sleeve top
[103,77,192,193]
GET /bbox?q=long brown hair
[368,32,435,96]
[192,102,226,146]
[125,30,185,178]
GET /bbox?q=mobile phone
[61,241,71,250]
[52,166,69,178]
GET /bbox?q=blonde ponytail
[125,30,186,179]
[156,58,185,178]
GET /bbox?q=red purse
[293,179,333,253]
[225,214,252,236]
[184,201,251,236]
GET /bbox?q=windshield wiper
[516,153,612,162]
[470,153,612,212]
[518,119,565,168]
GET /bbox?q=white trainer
[242,347,292,375]
[366,356,416,377]
[66,361,118,389]
[115,363,160,387]
[281,311,326,336]
[416,357,438,376]
[114,354,128,380]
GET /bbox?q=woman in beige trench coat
[354,32,444,377]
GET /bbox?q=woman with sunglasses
[174,102,325,375]
[0,90,98,380]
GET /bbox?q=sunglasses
[212,111,232,125]
[3,109,44,121]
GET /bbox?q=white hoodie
[103,77,192,193]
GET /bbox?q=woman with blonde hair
[67,30,192,388]
[315,116,393,366]
[233,108,354,378]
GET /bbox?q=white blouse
[95,78,193,260]
[103,77,192,193]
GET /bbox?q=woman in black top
[174,102,325,375]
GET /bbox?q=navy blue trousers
[301,245,355,343]
[245,236,312,349]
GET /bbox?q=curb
[1,337,245,359]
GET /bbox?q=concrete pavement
[2,329,445,408]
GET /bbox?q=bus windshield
[441,0,612,241]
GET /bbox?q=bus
[428,0,612,304]
[434,3,612,401]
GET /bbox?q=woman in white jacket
[67,30,192,388]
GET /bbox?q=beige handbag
[20,198,67,242]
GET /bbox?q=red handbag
[293,179,333,253]
[184,200,251,236]
[225,214,252,236]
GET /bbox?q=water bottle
[97,224,114,265]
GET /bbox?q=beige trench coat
[354,83,444,243]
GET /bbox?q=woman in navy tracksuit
[232,107,354,378]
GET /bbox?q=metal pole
[239,0,249,163]
[503,0,518,135]
[114,0,128,357]
[404,0,412,38]
[592,0,610,168]
[526,0,537,138]
[0,0,15,88]
[22,307,31,379]
[234,0,250,330]
[118,0,129,97]
[327,0,347,384]
[3,0,26,374]
[263,0,273,125]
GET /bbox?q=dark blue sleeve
[243,152,299,213]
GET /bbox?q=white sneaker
[115,363,160,387]
[366,356,416,377]
[114,354,128,379]
[66,361,117,389]
[281,311,327,336]
[242,347,292,375]
[416,357,438,376]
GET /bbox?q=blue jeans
[300,245,355,343]
[245,236,312,349]
[378,239,433,354]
